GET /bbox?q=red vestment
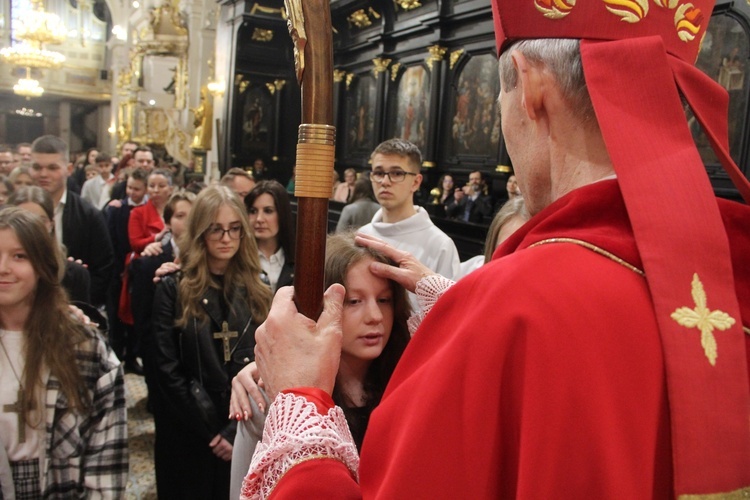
[269,180,749,499]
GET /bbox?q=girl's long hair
[0,208,89,425]
[325,232,411,441]
[176,185,271,327]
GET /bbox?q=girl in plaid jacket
[0,208,127,499]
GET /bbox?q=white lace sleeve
[407,274,456,335]
[240,392,360,500]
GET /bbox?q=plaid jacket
[41,327,128,498]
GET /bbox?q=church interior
[1,0,747,212]
[1,0,749,496]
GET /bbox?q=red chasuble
[269,180,750,499]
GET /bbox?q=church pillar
[333,69,346,156]
[59,101,71,150]
[423,45,447,168]
[372,57,391,145]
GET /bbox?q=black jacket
[151,274,258,443]
[446,194,493,224]
[62,191,114,304]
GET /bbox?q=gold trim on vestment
[528,238,644,275]
[678,485,750,499]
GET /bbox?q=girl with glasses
[151,185,272,499]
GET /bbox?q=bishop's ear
[510,50,545,121]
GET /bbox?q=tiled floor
[124,373,157,499]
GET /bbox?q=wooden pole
[285,0,335,319]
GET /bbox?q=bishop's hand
[254,285,345,398]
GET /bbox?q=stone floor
[124,373,157,499]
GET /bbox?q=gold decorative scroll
[250,3,284,16]
[395,0,422,11]
[345,72,354,90]
[333,69,346,82]
[265,79,286,95]
[372,57,391,74]
[348,9,371,28]
[252,28,274,42]
[390,62,401,81]
[284,0,306,85]
[449,49,464,70]
[426,44,447,70]
[369,7,381,19]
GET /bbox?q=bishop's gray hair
[498,39,596,125]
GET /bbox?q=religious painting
[239,82,273,153]
[449,53,501,158]
[344,72,377,155]
[389,65,430,151]
[690,13,749,165]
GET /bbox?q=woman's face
[0,228,38,316]
[168,200,192,240]
[87,149,99,165]
[340,258,394,367]
[16,202,53,233]
[13,173,34,189]
[147,174,172,206]
[506,175,520,196]
[248,193,279,246]
[204,204,242,274]
[0,185,9,205]
[442,175,454,191]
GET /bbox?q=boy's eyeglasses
[371,170,417,184]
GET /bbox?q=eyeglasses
[205,224,244,241]
[371,170,417,184]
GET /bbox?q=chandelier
[15,0,67,46]
[1,43,65,69]
[13,68,45,99]
[1,0,67,98]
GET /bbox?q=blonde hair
[176,185,271,327]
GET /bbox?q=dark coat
[151,274,259,498]
[152,274,257,441]
[274,260,295,293]
[105,198,135,277]
[62,191,114,304]
[446,194,493,224]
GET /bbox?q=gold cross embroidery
[670,273,736,366]
[214,321,238,363]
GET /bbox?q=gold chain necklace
[0,334,32,443]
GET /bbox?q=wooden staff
[284,0,335,319]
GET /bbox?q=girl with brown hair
[0,208,126,498]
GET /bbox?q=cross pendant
[3,388,27,443]
[213,321,238,363]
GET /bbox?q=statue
[191,85,213,150]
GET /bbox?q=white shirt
[54,189,67,246]
[359,206,460,309]
[259,247,285,292]
[0,329,41,461]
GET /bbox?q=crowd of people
[0,130,530,497]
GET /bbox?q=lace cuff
[240,392,360,499]
[407,274,456,335]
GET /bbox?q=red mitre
[492,0,750,497]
